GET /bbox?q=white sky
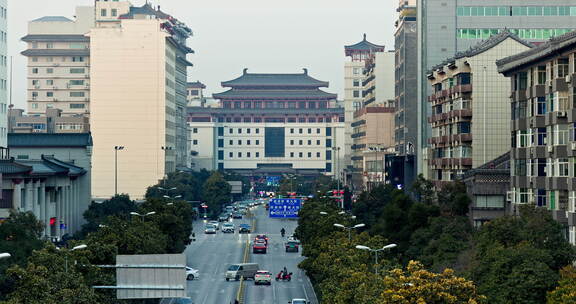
[8,0,396,110]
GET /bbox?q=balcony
[454,84,472,94]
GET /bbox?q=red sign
[49,217,57,226]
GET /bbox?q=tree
[139,198,194,253]
[379,260,486,304]
[1,245,110,304]
[411,174,436,205]
[0,211,45,298]
[547,265,576,304]
[437,181,471,216]
[202,172,231,217]
[145,171,202,201]
[78,194,136,238]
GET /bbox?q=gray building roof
[31,16,73,22]
[430,30,533,72]
[497,30,576,75]
[345,34,385,54]
[0,156,86,177]
[21,49,89,57]
[187,81,206,89]
[0,160,31,174]
[221,69,329,88]
[8,133,93,148]
[187,107,344,115]
[213,89,337,100]
[21,35,89,43]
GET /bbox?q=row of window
[31,68,86,74]
[225,128,260,135]
[511,93,575,120]
[432,146,472,159]
[511,188,576,213]
[30,103,85,109]
[457,6,576,17]
[513,123,576,148]
[223,101,328,109]
[32,80,86,86]
[0,7,7,19]
[100,8,119,17]
[214,116,342,123]
[218,151,326,159]
[31,56,87,63]
[456,28,574,40]
[218,139,261,147]
[31,92,86,98]
[31,43,87,50]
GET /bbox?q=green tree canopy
[547,265,576,304]
[78,194,136,238]
[202,171,231,217]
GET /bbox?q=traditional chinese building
[187,69,345,179]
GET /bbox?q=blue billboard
[269,198,301,218]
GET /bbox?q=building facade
[394,0,417,189]
[8,108,89,134]
[417,0,576,178]
[89,1,192,199]
[497,31,576,245]
[351,105,395,191]
[188,69,345,177]
[427,32,532,186]
[21,7,94,117]
[344,35,385,179]
[187,81,206,107]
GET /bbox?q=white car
[186,267,199,280]
[222,223,235,233]
[254,270,272,285]
[289,299,309,304]
[204,225,217,234]
[208,221,220,230]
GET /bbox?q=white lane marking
[273,281,277,303]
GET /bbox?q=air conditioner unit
[548,145,554,153]
[34,85,40,89]
[506,191,513,202]
[571,142,576,150]
[557,111,567,118]
[566,75,572,83]
[52,63,59,67]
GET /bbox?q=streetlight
[114,146,125,195]
[158,187,177,192]
[65,244,87,273]
[334,223,365,241]
[0,253,11,260]
[319,211,328,215]
[355,243,397,274]
[332,147,342,208]
[130,211,156,221]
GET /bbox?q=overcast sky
[9,0,396,110]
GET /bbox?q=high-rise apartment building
[497,32,576,245]
[21,7,94,117]
[0,0,7,148]
[394,0,417,189]
[89,1,192,199]
[416,0,576,178]
[344,35,385,181]
[427,31,532,187]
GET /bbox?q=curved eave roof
[345,35,385,55]
[221,70,329,88]
[213,89,337,100]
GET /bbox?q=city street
[184,206,318,304]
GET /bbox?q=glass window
[499,7,508,16]
[70,68,85,74]
[70,92,85,97]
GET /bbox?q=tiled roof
[8,133,93,148]
[187,81,206,89]
[19,160,69,175]
[221,69,329,88]
[21,49,89,57]
[497,30,576,74]
[462,152,510,180]
[430,30,533,72]
[43,155,86,176]
[31,16,73,23]
[345,34,385,55]
[21,35,89,43]
[213,89,337,100]
[0,160,32,174]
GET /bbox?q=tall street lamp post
[334,223,365,241]
[65,244,87,273]
[355,243,397,274]
[114,146,125,195]
[130,211,156,222]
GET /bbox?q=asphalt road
[244,207,318,304]
[184,206,318,304]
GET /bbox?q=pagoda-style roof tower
[345,34,385,60]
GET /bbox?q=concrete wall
[374,51,396,104]
[89,19,170,200]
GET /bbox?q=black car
[232,213,243,219]
[285,241,299,252]
[239,224,251,233]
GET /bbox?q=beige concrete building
[427,31,532,187]
[351,105,396,191]
[187,81,206,107]
[21,8,94,116]
[8,108,89,134]
[344,35,385,181]
[89,1,192,200]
